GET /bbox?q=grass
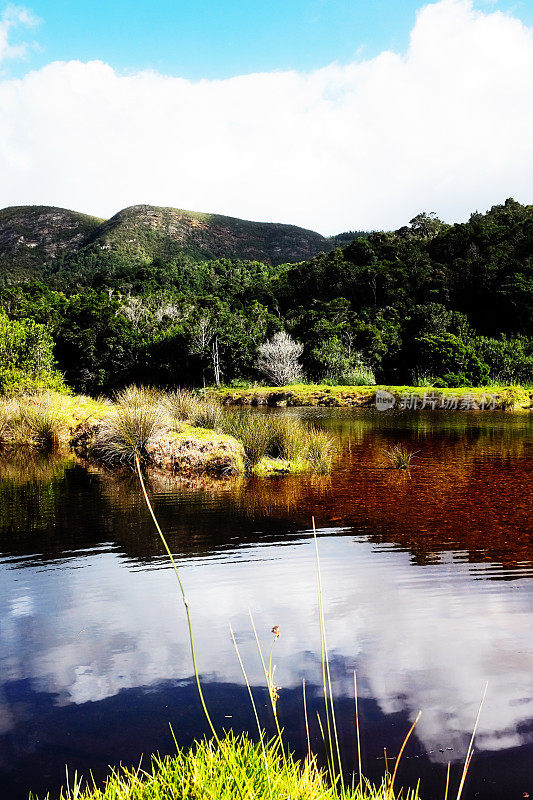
[383,444,418,470]
[209,383,533,410]
[0,395,69,450]
[93,386,168,467]
[31,733,421,800]
[163,389,337,474]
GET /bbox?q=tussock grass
[306,427,336,474]
[221,411,275,466]
[383,444,418,470]
[221,411,336,473]
[165,389,224,430]
[31,733,420,800]
[0,386,338,474]
[0,395,68,450]
[93,386,169,467]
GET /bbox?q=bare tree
[257,332,304,386]
[190,316,223,387]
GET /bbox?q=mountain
[0,203,338,280]
[0,206,104,280]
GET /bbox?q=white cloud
[0,0,532,233]
[0,4,39,64]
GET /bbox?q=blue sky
[6,0,533,79]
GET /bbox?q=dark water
[0,409,532,800]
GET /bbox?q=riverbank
[31,732,419,800]
[0,389,336,476]
[211,383,533,410]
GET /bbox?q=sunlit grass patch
[31,732,421,800]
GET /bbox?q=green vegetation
[0,388,337,475]
[0,312,67,395]
[0,198,531,394]
[212,383,533,410]
[31,733,420,800]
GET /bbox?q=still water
[0,409,532,799]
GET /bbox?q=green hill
[0,203,337,281]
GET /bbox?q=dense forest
[0,198,531,393]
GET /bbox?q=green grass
[210,383,533,410]
[31,733,420,800]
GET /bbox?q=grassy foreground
[211,383,533,410]
[31,732,420,800]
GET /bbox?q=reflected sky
[0,409,532,799]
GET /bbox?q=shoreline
[210,383,533,411]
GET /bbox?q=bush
[0,367,68,396]
[257,332,304,385]
[412,333,489,386]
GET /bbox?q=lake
[0,408,532,799]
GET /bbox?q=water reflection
[0,410,532,799]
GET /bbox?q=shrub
[257,332,304,386]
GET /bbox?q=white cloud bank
[0,0,532,233]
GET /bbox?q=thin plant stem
[303,679,311,762]
[229,625,272,800]
[312,516,344,790]
[354,671,363,797]
[248,610,285,751]
[134,454,247,800]
[456,682,488,800]
[387,711,422,800]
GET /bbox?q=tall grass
[220,411,336,473]
[0,395,67,450]
[221,411,275,465]
[94,386,168,467]
[165,389,223,430]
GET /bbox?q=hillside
[96,205,333,265]
[0,206,104,280]
[0,203,336,280]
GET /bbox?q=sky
[0,0,532,233]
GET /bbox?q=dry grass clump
[165,389,224,430]
[383,443,418,470]
[0,395,68,450]
[94,386,169,467]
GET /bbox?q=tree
[257,332,304,386]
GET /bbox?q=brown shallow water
[0,409,531,799]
